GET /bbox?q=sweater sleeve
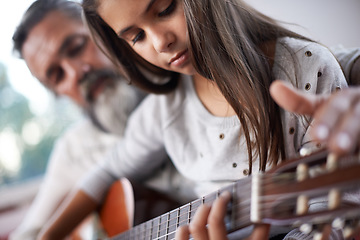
[331,45,360,86]
[78,94,169,203]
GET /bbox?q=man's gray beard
[89,79,146,136]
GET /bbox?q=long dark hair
[82,0,310,173]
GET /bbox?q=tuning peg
[328,188,341,210]
[326,153,339,172]
[343,226,356,239]
[296,163,309,181]
[313,231,324,240]
[332,217,345,229]
[299,147,313,156]
[343,219,360,239]
[296,194,309,215]
[300,223,313,235]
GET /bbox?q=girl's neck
[192,73,236,117]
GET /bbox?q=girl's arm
[38,189,98,240]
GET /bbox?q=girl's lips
[169,50,189,67]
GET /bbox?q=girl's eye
[131,0,176,45]
[158,0,176,17]
[132,30,145,45]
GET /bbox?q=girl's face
[98,0,197,75]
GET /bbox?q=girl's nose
[149,26,175,53]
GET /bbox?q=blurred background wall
[245,0,360,48]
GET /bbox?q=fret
[178,203,190,227]
[158,214,169,240]
[129,226,135,239]
[137,222,145,240]
[151,217,160,239]
[134,222,141,240]
[190,199,200,222]
[167,209,178,239]
[230,181,239,231]
[204,192,216,205]
[145,220,153,239]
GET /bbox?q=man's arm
[270,80,360,156]
[9,137,78,240]
[38,190,98,240]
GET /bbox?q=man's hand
[270,80,360,156]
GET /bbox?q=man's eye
[67,37,88,57]
[132,30,145,45]
[47,67,64,91]
[158,0,176,17]
[54,68,64,85]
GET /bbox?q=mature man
[9,0,195,239]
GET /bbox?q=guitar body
[98,178,183,238]
[99,178,134,237]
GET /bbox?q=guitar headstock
[253,149,360,239]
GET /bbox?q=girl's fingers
[207,192,231,240]
[176,192,231,240]
[245,224,270,240]
[175,225,190,240]
[188,203,211,240]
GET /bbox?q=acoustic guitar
[98,149,360,240]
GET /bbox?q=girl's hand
[174,192,270,240]
[270,80,360,156]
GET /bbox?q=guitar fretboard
[109,151,360,240]
[110,178,252,240]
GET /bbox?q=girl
[39,0,359,239]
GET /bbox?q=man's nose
[61,58,91,85]
[58,58,91,105]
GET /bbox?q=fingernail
[336,132,351,150]
[315,125,329,140]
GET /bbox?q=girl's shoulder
[276,37,336,62]
[274,37,347,92]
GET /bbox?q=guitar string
[111,157,360,240]
[111,175,354,240]
[111,177,253,239]
[112,185,360,240]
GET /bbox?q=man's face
[22,10,115,107]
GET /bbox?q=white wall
[245,0,360,48]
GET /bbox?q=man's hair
[12,0,82,58]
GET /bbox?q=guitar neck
[110,151,360,240]
[110,178,252,240]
